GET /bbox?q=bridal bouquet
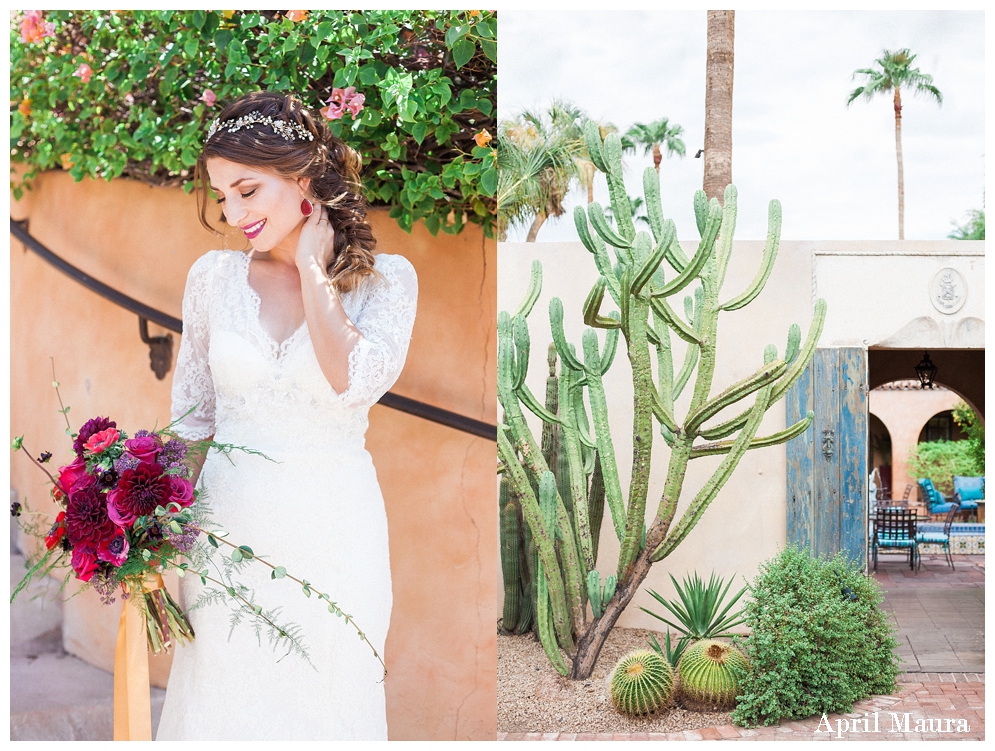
[12,416,207,653]
[12,400,384,673]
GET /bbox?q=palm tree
[624,118,686,174]
[703,10,734,203]
[848,48,942,240]
[497,100,587,242]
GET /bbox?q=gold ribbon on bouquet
[113,574,162,741]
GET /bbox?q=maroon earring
[301,199,314,217]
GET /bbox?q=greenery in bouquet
[10,9,497,237]
[11,374,385,674]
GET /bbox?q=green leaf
[452,39,475,70]
[207,534,219,548]
[273,566,287,578]
[238,545,254,559]
[214,28,233,51]
[411,122,428,145]
[480,168,497,196]
[479,39,496,64]
[230,548,243,562]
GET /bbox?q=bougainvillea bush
[730,546,899,728]
[10,9,496,236]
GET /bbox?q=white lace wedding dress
[155,249,417,741]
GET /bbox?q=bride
[156,91,417,740]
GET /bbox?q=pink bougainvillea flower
[286,10,309,22]
[345,91,365,117]
[73,63,93,84]
[20,10,55,43]
[321,87,364,121]
[199,89,217,107]
[83,427,120,455]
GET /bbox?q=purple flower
[73,417,117,457]
[114,454,140,474]
[166,524,199,553]
[161,439,188,471]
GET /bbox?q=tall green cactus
[498,122,826,680]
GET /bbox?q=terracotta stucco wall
[10,172,496,740]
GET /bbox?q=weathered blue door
[786,348,868,565]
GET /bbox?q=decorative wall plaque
[821,428,835,460]
[929,267,967,315]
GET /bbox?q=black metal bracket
[139,317,174,380]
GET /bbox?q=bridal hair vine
[205,111,315,145]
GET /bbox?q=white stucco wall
[498,239,984,630]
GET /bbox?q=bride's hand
[296,203,335,272]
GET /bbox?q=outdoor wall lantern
[914,350,938,390]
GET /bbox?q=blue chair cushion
[954,476,984,501]
[877,536,915,548]
[956,498,978,510]
[917,533,949,544]
[929,502,958,514]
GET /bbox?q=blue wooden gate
[786,348,868,565]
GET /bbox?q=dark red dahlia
[66,486,116,551]
[107,462,171,527]
[73,417,117,457]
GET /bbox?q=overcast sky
[498,10,985,243]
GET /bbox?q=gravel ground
[498,628,733,734]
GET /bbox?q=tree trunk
[569,549,656,679]
[652,143,662,173]
[894,87,904,240]
[526,210,547,242]
[703,10,734,203]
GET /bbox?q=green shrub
[10,10,496,236]
[952,401,985,475]
[730,546,899,728]
[907,439,978,496]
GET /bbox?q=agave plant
[647,629,691,670]
[642,571,746,641]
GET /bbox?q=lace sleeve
[336,254,418,409]
[170,252,220,440]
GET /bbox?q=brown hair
[196,90,377,293]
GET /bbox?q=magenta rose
[66,485,117,551]
[71,547,99,582]
[168,476,195,508]
[56,457,90,499]
[97,529,130,567]
[84,427,120,455]
[125,435,160,463]
[107,462,171,527]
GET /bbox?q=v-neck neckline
[240,251,308,356]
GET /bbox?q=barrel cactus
[610,649,675,716]
[677,639,749,711]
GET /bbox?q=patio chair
[916,502,959,571]
[952,476,984,522]
[902,483,914,501]
[872,507,918,573]
[918,478,958,520]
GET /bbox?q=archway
[869,381,967,506]
[868,413,892,498]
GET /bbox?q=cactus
[498,122,826,680]
[677,639,749,711]
[610,649,676,716]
